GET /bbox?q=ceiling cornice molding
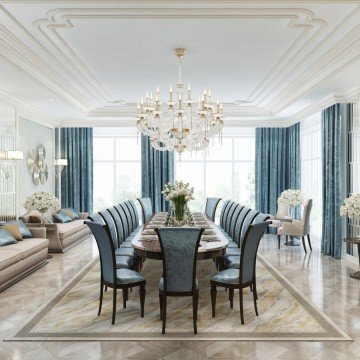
[0,90,60,129]
[1,1,360,3]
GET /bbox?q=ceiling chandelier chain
[136,48,224,154]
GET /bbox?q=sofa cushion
[1,224,22,240]
[3,220,32,238]
[2,238,49,258]
[0,229,17,247]
[53,212,72,223]
[57,220,88,240]
[60,208,80,220]
[0,249,23,271]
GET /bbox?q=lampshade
[54,159,68,166]
[0,150,23,160]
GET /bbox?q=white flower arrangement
[162,181,195,202]
[278,189,304,207]
[340,194,360,219]
[24,191,61,214]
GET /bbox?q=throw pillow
[0,229,17,246]
[4,220,32,238]
[1,224,22,240]
[53,212,72,223]
[29,215,42,223]
[60,208,80,220]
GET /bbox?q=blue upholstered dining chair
[137,198,153,224]
[85,221,146,325]
[224,203,240,235]
[219,200,231,229]
[210,221,271,325]
[155,227,204,334]
[220,200,234,231]
[99,209,138,270]
[205,198,221,221]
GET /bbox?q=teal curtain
[141,135,174,212]
[57,128,93,213]
[321,104,344,259]
[255,123,300,216]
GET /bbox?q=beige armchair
[278,199,313,254]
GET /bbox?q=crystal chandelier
[136,48,224,154]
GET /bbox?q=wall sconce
[0,150,24,179]
[54,158,68,174]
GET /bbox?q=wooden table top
[131,212,229,260]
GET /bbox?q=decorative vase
[173,197,186,222]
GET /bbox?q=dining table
[131,212,229,260]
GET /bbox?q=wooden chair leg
[139,285,145,318]
[159,292,163,320]
[192,291,198,334]
[301,236,307,254]
[162,295,167,334]
[111,288,117,325]
[105,285,108,292]
[307,234,312,251]
[98,280,104,316]
[210,285,217,318]
[239,288,244,325]
[229,288,234,309]
[253,282,258,316]
[277,235,281,249]
[122,288,127,309]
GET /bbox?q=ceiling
[0,0,359,127]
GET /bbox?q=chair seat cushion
[115,247,135,257]
[159,277,199,291]
[211,268,240,285]
[116,255,133,269]
[119,242,133,248]
[115,269,145,285]
[227,241,238,248]
[224,255,240,269]
[225,247,241,256]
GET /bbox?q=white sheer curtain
[175,128,255,212]
[93,127,141,212]
[300,113,322,238]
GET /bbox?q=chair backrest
[205,197,221,221]
[240,221,271,284]
[156,227,203,292]
[88,213,104,224]
[254,212,270,224]
[229,204,244,239]
[225,202,240,234]
[302,199,313,234]
[276,200,290,219]
[233,206,251,246]
[219,200,231,229]
[239,209,259,247]
[85,221,116,285]
[114,204,129,238]
[124,201,135,232]
[128,200,139,227]
[107,206,125,246]
[221,200,234,231]
[137,198,153,224]
[99,210,118,249]
[119,203,132,236]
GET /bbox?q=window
[300,113,322,238]
[93,128,141,212]
[175,128,255,212]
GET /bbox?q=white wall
[18,118,54,215]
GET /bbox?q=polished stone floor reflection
[0,235,359,359]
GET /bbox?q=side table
[343,237,360,279]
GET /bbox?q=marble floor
[0,236,359,359]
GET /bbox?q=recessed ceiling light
[307,98,311,101]
[48,98,54,101]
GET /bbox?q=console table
[343,237,360,279]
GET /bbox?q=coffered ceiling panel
[0,0,359,127]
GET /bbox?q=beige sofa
[20,210,91,253]
[0,227,48,292]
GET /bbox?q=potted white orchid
[340,194,360,220]
[162,181,194,221]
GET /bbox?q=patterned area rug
[7,255,351,341]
